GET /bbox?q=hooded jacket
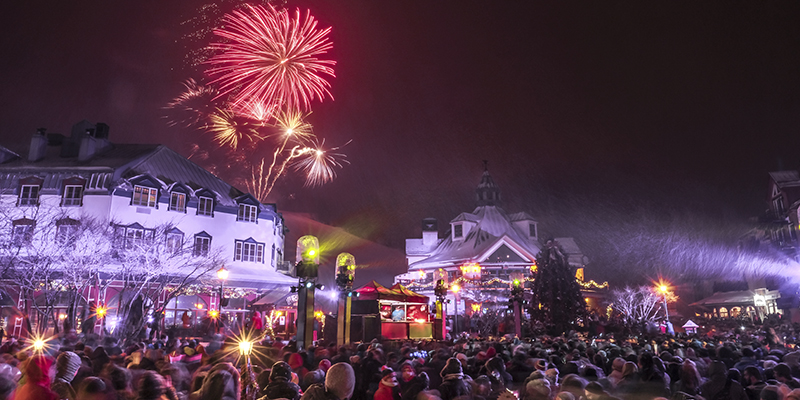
[16,355,58,400]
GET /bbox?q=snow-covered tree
[610,285,677,327]
[103,221,222,339]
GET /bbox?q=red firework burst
[207,5,335,113]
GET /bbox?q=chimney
[28,128,48,162]
[422,218,438,246]
[78,124,111,161]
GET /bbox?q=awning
[690,289,780,307]
[355,281,429,303]
[252,287,291,306]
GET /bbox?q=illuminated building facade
[0,121,294,336]
[395,166,601,312]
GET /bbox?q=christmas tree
[529,239,586,335]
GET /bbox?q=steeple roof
[476,161,501,207]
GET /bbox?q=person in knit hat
[398,359,429,400]
[261,361,301,400]
[439,358,471,400]
[51,351,81,400]
[374,367,400,400]
[300,362,355,400]
[15,355,58,400]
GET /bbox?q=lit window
[169,192,186,212]
[132,185,158,207]
[238,204,258,222]
[62,185,83,207]
[235,239,264,263]
[194,234,211,256]
[197,197,214,216]
[454,224,463,238]
[114,223,154,250]
[19,185,40,206]
[11,219,35,244]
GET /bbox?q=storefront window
[164,295,207,328]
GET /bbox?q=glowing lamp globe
[217,267,229,280]
[296,235,320,264]
[452,284,461,294]
[336,252,356,279]
[238,340,253,356]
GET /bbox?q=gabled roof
[410,205,541,268]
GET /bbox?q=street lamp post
[216,266,229,333]
[452,284,460,335]
[336,253,356,346]
[658,284,673,334]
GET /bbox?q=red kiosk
[352,281,432,340]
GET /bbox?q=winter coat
[15,356,59,400]
[438,377,471,400]
[261,378,301,400]
[373,382,399,400]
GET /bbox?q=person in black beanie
[439,358,471,400]
[259,361,301,400]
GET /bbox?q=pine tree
[529,239,586,335]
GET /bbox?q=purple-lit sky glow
[2,1,800,284]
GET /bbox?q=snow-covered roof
[769,171,800,186]
[121,145,246,207]
[410,205,541,269]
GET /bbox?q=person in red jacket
[374,367,400,400]
[14,355,58,400]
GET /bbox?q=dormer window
[170,192,186,212]
[62,185,83,207]
[19,185,40,206]
[238,204,258,223]
[529,223,537,238]
[453,224,463,239]
[132,185,158,207]
[197,196,214,217]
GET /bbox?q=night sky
[2,1,800,284]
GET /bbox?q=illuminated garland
[406,276,609,290]
[167,284,263,299]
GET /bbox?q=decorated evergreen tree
[529,239,586,335]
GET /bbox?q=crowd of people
[2,322,800,400]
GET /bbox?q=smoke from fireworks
[167,3,346,202]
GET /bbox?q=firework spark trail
[206,108,263,149]
[293,140,350,187]
[207,4,335,112]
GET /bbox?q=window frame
[197,196,214,217]
[166,231,184,253]
[18,184,40,206]
[453,224,463,238]
[237,204,258,223]
[11,219,35,244]
[132,185,158,208]
[62,185,84,207]
[193,234,211,257]
[234,239,265,263]
[169,192,187,213]
[55,218,81,244]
